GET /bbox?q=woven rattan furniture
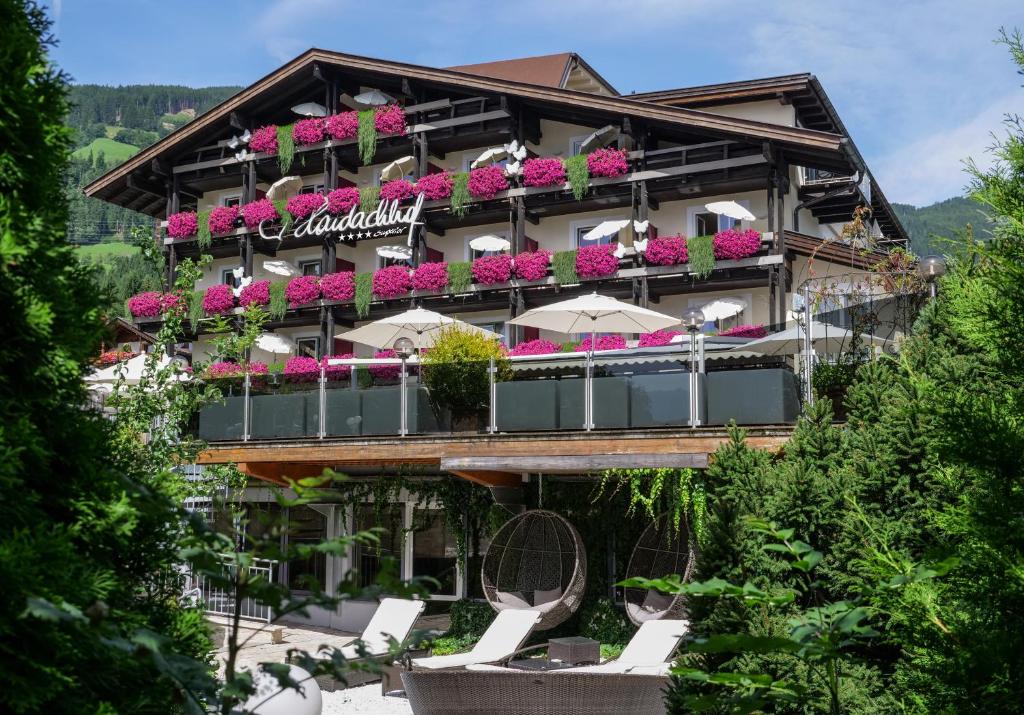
[481,510,587,630]
[401,669,669,715]
[409,609,541,670]
[624,513,696,625]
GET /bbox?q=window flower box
[291,118,325,146]
[285,192,325,219]
[207,205,239,235]
[575,244,619,278]
[414,172,454,200]
[412,262,449,291]
[467,165,508,200]
[586,147,629,178]
[326,187,360,214]
[374,104,406,136]
[638,330,682,347]
[203,284,235,315]
[509,339,562,356]
[512,250,551,282]
[320,271,355,301]
[379,179,415,204]
[285,275,321,307]
[718,324,767,338]
[167,211,198,239]
[326,112,358,141]
[472,254,513,285]
[372,265,413,298]
[238,279,270,307]
[712,228,761,260]
[241,198,279,230]
[644,235,688,266]
[249,125,278,153]
[576,335,626,352]
[522,157,566,187]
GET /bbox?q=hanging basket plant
[467,165,508,200]
[276,124,295,173]
[686,234,715,279]
[359,185,380,213]
[357,109,377,165]
[563,154,590,200]
[326,112,359,141]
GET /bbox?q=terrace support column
[166,176,180,290]
[411,132,429,267]
[766,160,777,329]
[242,161,256,277]
[775,160,790,328]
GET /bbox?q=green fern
[354,272,373,318]
[448,261,473,293]
[687,234,715,279]
[450,172,470,217]
[197,210,211,249]
[553,250,579,285]
[563,154,590,201]
[359,185,380,213]
[268,281,288,320]
[357,110,377,165]
[276,124,295,174]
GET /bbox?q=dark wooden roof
[446,52,621,93]
[785,230,890,270]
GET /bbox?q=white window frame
[687,199,751,237]
[466,317,509,344]
[568,134,589,156]
[221,194,241,208]
[464,230,512,262]
[571,216,627,248]
[293,333,321,358]
[220,267,239,287]
[300,182,325,194]
[298,258,323,277]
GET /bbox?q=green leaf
[690,634,802,655]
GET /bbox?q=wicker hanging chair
[623,513,696,625]
[481,509,587,630]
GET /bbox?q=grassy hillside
[892,196,990,255]
[71,137,139,163]
[76,242,140,259]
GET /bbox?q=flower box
[320,271,355,301]
[575,244,619,278]
[522,157,566,187]
[644,235,687,266]
[326,112,358,141]
[379,179,415,204]
[285,275,321,307]
[414,172,454,200]
[326,187,360,214]
[202,284,235,315]
[249,125,278,154]
[238,279,270,307]
[167,211,198,239]
[472,254,513,285]
[208,205,239,235]
[292,118,325,146]
[372,265,413,298]
[638,330,682,347]
[374,104,406,136]
[241,198,279,229]
[512,251,551,281]
[285,192,325,219]
[586,148,629,178]
[412,262,449,291]
[712,228,762,260]
[467,165,508,200]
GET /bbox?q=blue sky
[46,0,1023,206]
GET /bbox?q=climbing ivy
[594,468,707,544]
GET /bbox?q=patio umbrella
[262,259,301,278]
[509,292,679,342]
[469,235,510,253]
[732,321,890,355]
[471,146,508,168]
[255,333,295,355]
[704,200,756,222]
[582,219,630,242]
[86,353,186,388]
[291,101,327,117]
[266,175,303,201]
[339,88,394,110]
[337,307,499,350]
[579,124,619,154]
[700,297,746,322]
[381,155,417,182]
[376,245,412,261]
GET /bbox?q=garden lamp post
[393,336,415,436]
[682,307,705,427]
[917,255,946,299]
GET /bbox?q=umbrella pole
[585,328,596,430]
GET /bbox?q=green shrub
[563,154,590,201]
[276,124,295,174]
[422,326,509,421]
[447,599,495,639]
[686,234,714,279]
[553,250,579,285]
[357,109,376,165]
[578,597,635,646]
[448,261,472,293]
[359,185,379,213]
[354,272,373,317]
[450,172,470,217]
[268,281,287,320]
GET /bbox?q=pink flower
[379,179,415,204]
[414,172,454,200]
[283,356,320,382]
[718,324,768,338]
[322,353,354,380]
[575,244,619,278]
[509,339,562,356]
[326,112,359,141]
[368,349,402,381]
[161,292,183,315]
[249,125,278,154]
[586,148,630,178]
[467,165,508,200]
[512,251,551,281]
[208,206,239,235]
[241,198,279,229]
[292,118,325,146]
[286,192,325,219]
[167,211,198,239]
[98,350,138,365]
[639,330,682,347]
[372,265,413,298]
[576,334,627,352]
[320,271,355,301]
[285,275,321,307]
[374,104,406,136]
[412,262,449,291]
[205,361,244,379]
[128,291,163,317]
[712,228,762,260]
[644,235,688,266]
[202,284,235,315]
[472,254,513,285]
[238,279,270,307]
[247,361,268,375]
[326,187,360,214]
[522,157,566,187]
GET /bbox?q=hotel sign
[259,193,425,244]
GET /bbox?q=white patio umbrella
[339,88,394,110]
[700,297,746,322]
[582,219,630,243]
[338,307,499,350]
[509,292,679,343]
[471,146,508,168]
[86,353,186,388]
[381,155,417,182]
[376,245,413,261]
[579,124,619,154]
[704,200,756,222]
[469,235,510,253]
[262,259,301,278]
[732,321,890,355]
[265,175,303,201]
[255,333,295,355]
[291,101,328,117]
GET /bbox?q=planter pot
[250,392,307,439]
[706,368,800,425]
[495,380,558,431]
[558,376,630,429]
[198,396,245,441]
[629,372,706,427]
[305,388,362,436]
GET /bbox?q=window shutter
[523,327,540,342]
[426,246,444,263]
[333,338,354,354]
[335,258,355,273]
[524,237,538,252]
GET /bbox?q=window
[377,253,411,269]
[412,508,458,596]
[466,231,511,261]
[298,259,322,277]
[295,336,320,359]
[569,135,588,156]
[689,200,750,237]
[353,504,403,589]
[220,267,240,288]
[286,506,328,592]
[470,320,507,342]
[221,195,241,208]
[300,183,324,194]
[572,218,623,248]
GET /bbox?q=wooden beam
[443,453,709,473]
[448,469,523,488]
[236,462,333,485]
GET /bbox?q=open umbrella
[262,259,301,278]
[266,175,303,201]
[339,88,394,110]
[579,124,619,154]
[509,292,678,341]
[700,297,746,323]
[471,146,508,168]
[381,155,417,182]
[582,219,630,242]
[469,235,510,253]
[291,102,327,117]
[732,321,890,355]
[255,333,295,355]
[86,353,186,388]
[337,307,499,350]
[704,200,756,222]
[376,245,413,261]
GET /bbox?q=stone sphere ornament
[236,664,322,715]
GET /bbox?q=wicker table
[507,658,575,672]
[548,636,600,666]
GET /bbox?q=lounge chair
[409,609,541,670]
[565,618,688,675]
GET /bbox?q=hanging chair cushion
[495,591,531,610]
[642,590,673,614]
[532,587,563,613]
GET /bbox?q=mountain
[892,196,990,255]
[65,84,242,246]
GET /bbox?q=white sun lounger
[331,598,426,660]
[411,609,542,670]
[565,618,688,675]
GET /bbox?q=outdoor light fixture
[917,255,946,298]
[393,337,415,436]
[393,336,415,359]
[681,307,705,427]
[682,307,706,333]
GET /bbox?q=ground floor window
[286,505,328,592]
[412,507,458,596]
[352,504,403,589]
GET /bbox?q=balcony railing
[181,556,277,623]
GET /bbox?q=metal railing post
[584,351,594,431]
[399,359,408,437]
[242,371,251,441]
[318,362,326,439]
[488,357,497,434]
[803,282,815,406]
[688,332,701,428]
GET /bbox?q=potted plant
[422,325,509,431]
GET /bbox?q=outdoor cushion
[322,598,425,660]
[411,609,541,670]
[533,587,562,607]
[617,619,688,666]
[494,590,530,610]
[641,589,673,614]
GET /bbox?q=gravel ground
[321,685,412,715]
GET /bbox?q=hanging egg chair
[623,512,696,625]
[481,509,587,630]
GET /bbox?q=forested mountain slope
[892,196,989,255]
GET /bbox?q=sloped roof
[447,52,574,88]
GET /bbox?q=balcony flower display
[576,334,627,352]
[320,271,355,301]
[467,165,508,200]
[509,338,561,357]
[202,284,235,315]
[161,292,183,315]
[372,265,413,298]
[326,111,359,141]
[379,178,415,204]
[326,187,360,214]
[471,253,513,285]
[638,330,682,347]
[127,291,164,318]
[166,211,198,239]
[522,157,566,187]
[322,353,354,380]
[374,104,406,136]
[291,117,325,146]
[249,124,278,154]
[207,205,239,235]
[718,324,768,338]
[98,349,138,365]
[512,250,551,282]
[283,355,320,382]
[368,349,402,381]
[204,361,244,379]
[586,147,630,178]
[241,198,280,230]
[412,261,449,291]
[238,279,270,307]
[285,275,321,307]
[575,244,619,278]
[285,192,325,220]
[712,228,762,260]
[414,171,454,200]
[644,235,688,266]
